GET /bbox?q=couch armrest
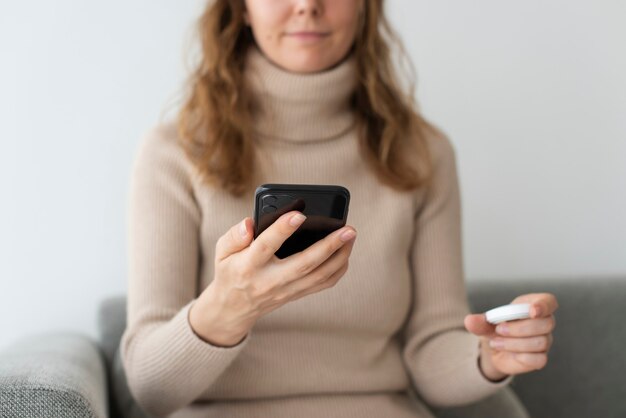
[0,332,108,418]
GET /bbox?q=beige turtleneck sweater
[119,46,512,418]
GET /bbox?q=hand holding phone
[188,186,356,347]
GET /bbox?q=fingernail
[489,339,504,349]
[340,229,356,242]
[239,219,247,236]
[533,305,542,317]
[496,324,509,335]
[289,213,306,227]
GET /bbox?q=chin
[281,52,338,74]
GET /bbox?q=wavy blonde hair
[176,0,440,197]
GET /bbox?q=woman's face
[243,0,364,73]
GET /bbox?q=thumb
[464,313,496,337]
[215,217,254,262]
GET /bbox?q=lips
[285,31,330,38]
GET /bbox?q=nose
[295,0,322,17]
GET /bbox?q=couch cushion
[97,295,127,369]
[0,333,107,418]
[97,295,129,418]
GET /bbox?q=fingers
[289,257,351,302]
[464,314,496,337]
[494,315,556,337]
[215,217,254,262]
[248,211,307,266]
[489,334,553,353]
[486,351,549,374]
[280,237,355,297]
[278,224,357,283]
[253,245,353,316]
[511,293,559,318]
[479,293,559,376]
[512,353,549,370]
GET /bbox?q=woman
[119,1,558,417]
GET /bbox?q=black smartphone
[253,183,351,259]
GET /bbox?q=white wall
[387,1,626,280]
[1,1,624,349]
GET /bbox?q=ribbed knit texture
[120,45,512,418]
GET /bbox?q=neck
[244,45,358,143]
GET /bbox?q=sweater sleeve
[119,125,251,417]
[402,133,513,408]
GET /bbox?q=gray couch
[1,277,624,418]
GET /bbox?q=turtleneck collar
[244,45,358,143]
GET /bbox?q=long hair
[176,0,440,197]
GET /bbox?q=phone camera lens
[262,205,277,213]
